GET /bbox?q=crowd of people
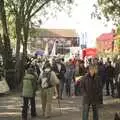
[20,55,120,120]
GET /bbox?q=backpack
[40,70,52,89]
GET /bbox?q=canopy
[35,49,44,56]
[82,48,97,58]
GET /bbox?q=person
[93,58,106,104]
[65,60,74,97]
[22,66,38,120]
[40,61,59,118]
[114,58,120,98]
[105,61,115,97]
[81,64,102,120]
[55,58,66,99]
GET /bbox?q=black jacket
[81,73,102,104]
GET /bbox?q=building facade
[96,33,114,55]
[28,28,79,55]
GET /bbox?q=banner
[44,42,49,56]
[82,48,97,58]
[0,79,9,93]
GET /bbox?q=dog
[114,113,120,120]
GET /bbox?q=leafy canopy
[98,0,120,25]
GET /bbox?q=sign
[0,79,9,93]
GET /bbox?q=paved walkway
[0,92,120,120]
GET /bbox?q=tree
[98,0,120,25]
[98,0,120,54]
[2,0,74,87]
[0,0,16,89]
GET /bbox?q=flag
[44,42,49,56]
[50,41,56,56]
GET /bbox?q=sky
[41,0,114,47]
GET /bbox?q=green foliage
[117,26,120,34]
[3,0,74,44]
[98,0,120,25]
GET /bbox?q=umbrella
[35,50,44,56]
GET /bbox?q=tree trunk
[0,34,3,55]
[20,21,29,80]
[0,0,15,90]
[15,15,22,86]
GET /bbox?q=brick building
[96,33,114,54]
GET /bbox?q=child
[22,66,38,120]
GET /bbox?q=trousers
[82,104,99,120]
[22,97,36,119]
[41,87,54,117]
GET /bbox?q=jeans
[106,77,114,95]
[65,79,72,97]
[82,104,99,120]
[22,97,36,119]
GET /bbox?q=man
[56,58,66,99]
[40,61,59,118]
[65,60,74,97]
[81,64,102,120]
[106,61,115,96]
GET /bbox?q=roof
[33,28,78,38]
[96,33,114,41]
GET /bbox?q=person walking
[22,66,38,120]
[81,64,102,120]
[40,61,59,118]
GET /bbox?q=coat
[81,73,102,104]
[22,73,37,97]
[65,64,74,81]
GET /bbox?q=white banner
[0,79,9,93]
[44,42,49,56]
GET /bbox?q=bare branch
[6,0,18,14]
[29,0,52,19]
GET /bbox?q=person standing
[65,60,74,97]
[22,66,38,120]
[105,61,115,96]
[81,64,102,120]
[40,61,59,118]
[55,59,66,99]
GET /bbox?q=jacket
[22,73,37,97]
[65,64,74,80]
[81,73,102,104]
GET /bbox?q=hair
[88,64,97,70]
